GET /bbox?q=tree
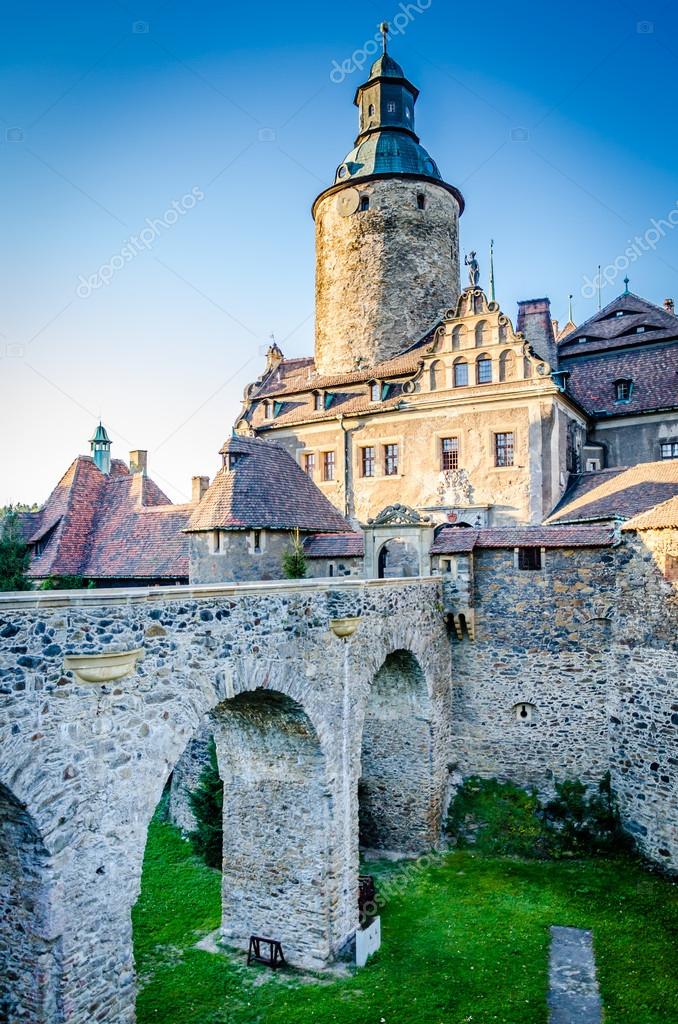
[0,507,31,592]
[282,528,308,579]
[188,736,224,869]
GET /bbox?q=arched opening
[499,349,515,381]
[377,538,420,578]
[453,357,469,386]
[451,325,466,351]
[429,359,443,391]
[214,689,334,968]
[475,319,490,346]
[476,353,493,384]
[0,784,62,1022]
[359,651,435,852]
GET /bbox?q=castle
[18,30,678,587]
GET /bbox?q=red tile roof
[302,533,365,557]
[431,525,613,554]
[21,457,191,580]
[622,495,678,531]
[546,460,678,524]
[185,435,354,534]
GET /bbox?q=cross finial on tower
[380,21,389,53]
[623,276,630,295]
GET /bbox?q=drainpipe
[338,415,350,519]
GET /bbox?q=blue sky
[1,0,677,505]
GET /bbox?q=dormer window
[614,379,633,402]
[636,326,646,334]
[263,400,272,419]
[313,391,323,412]
[224,452,244,471]
[370,382,381,403]
[615,310,624,317]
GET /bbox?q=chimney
[664,298,675,315]
[192,475,209,503]
[129,450,148,476]
[516,297,558,370]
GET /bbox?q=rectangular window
[518,547,542,571]
[303,452,316,476]
[454,362,468,387]
[441,437,459,471]
[313,392,323,411]
[361,446,376,477]
[477,358,492,384]
[323,451,336,481]
[660,442,678,459]
[253,530,262,553]
[384,443,399,476]
[495,432,514,467]
[370,382,381,402]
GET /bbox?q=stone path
[548,926,602,1023]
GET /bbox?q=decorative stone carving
[63,648,144,685]
[367,504,432,526]
[436,469,473,506]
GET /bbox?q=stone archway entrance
[364,504,435,579]
[359,650,436,852]
[0,784,62,1023]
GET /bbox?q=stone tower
[313,30,464,375]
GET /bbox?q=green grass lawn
[133,819,678,1024]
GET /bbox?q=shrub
[446,773,632,859]
[0,508,30,592]
[188,737,223,870]
[446,776,547,858]
[39,575,93,590]
[282,528,308,579]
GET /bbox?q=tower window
[384,444,399,476]
[368,103,375,116]
[441,437,459,471]
[253,530,262,553]
[323,451,336,481]
[417,193,426,210]
[614,379,632,401]
[359,195,370,212]
[303,452,316,476]
[495,432,515,467]
[361,446,376,477]
[387,101,396,113]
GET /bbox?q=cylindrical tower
[312,35,464,376]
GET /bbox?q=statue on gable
[465,251,480,288]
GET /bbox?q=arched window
[475,320,490,347]
[417,193,426,210]
[313,391,323,411]
[451,325,466,351]
[499,350,515,382]
[263,400,272,419]
[368,103,375,116]
[429,360,443,391]
[359,195,370,212]
[498,321,508,343]
[476,354,492,384]
[453,358,468,387]
[523,356,533,378]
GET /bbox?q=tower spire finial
[380,21,389,54]
[568,293,573,321]
[623,275,630,295]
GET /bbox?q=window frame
[370,381,382,403]
[303,452,316,477]
[322,450,336,481]
[614,378,633,402]
[361,445,376,478]
[476,356,493,385]
[495,431,515,468]
[384,443,399,477]
[441,437,459,471]
[453,360,469,387]
[660,441,678,460]
[518,547,542,571]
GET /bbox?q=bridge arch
[0,783,63,1022]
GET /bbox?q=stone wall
[168,724,212,833]
[189,530,294,584]
[314,179,460,375]
[0,577,450,1021]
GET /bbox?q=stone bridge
[0,577,451,1023]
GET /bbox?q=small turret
[90,421,111,475]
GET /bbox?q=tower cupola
[312,25,464,375]
[90,421,111,475]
